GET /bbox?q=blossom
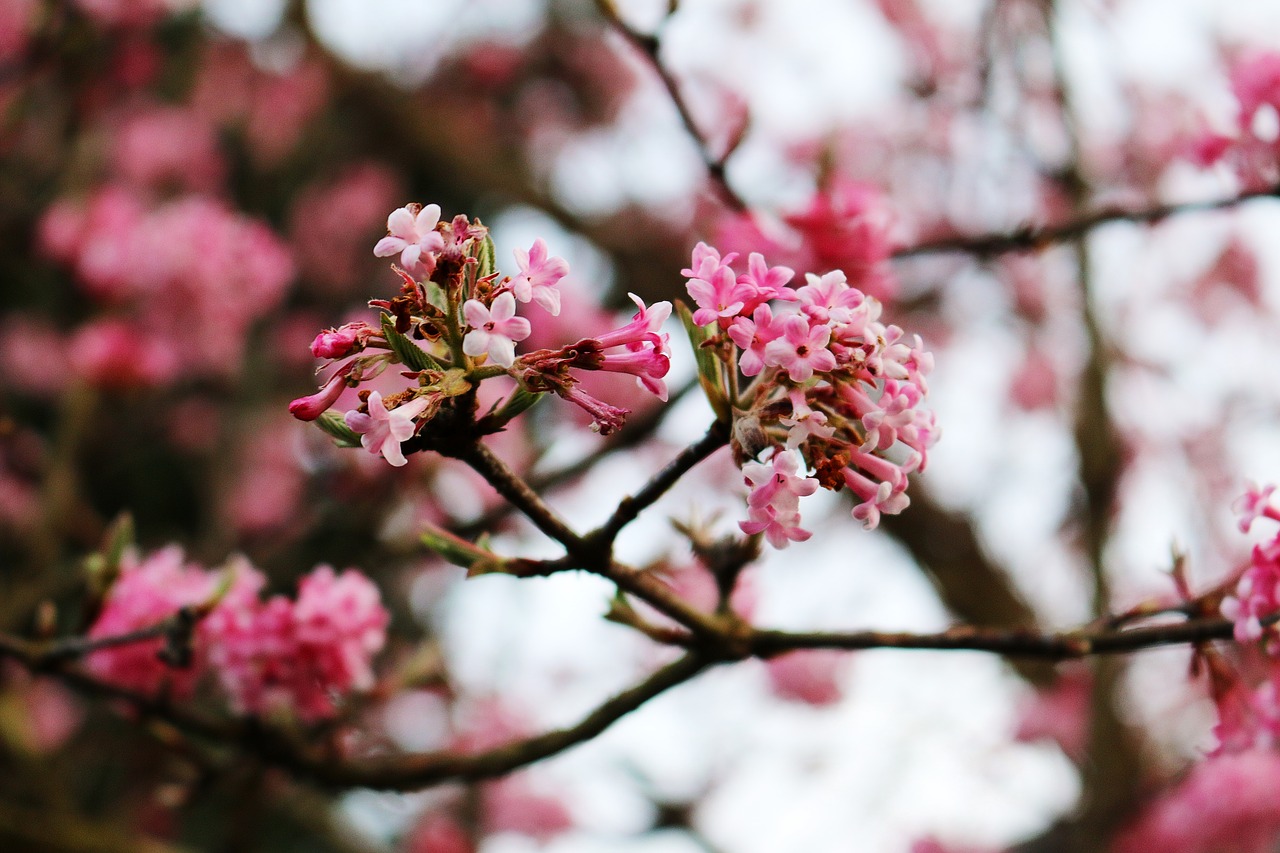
[288,364,351,421]
[86,548,265,698]
[740,502,813,549]
[727,304,785,377]
[207,566,389,722]
[1113,750,1280,853]
[344,390,432,466]
[373,204,444,273]
[463,292,532,368]
[1236,483,1280,534]
[739,451,818,548]
[310,324,365,359]
[763,314,836,382]
[509,238,568,315]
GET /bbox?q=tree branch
[892,184,1280,259]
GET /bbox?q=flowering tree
[6,0,1280,851]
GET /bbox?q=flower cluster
[1189,51,1280,185]
[38,187,294,386]
[682,242,937,546]
[1222,484,1280,644]
[291,203,672,465]
[87,547,388,722]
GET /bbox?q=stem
[456,441,583,551]
[892,184,1280,260]
[590,420,730,547]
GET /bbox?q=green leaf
[315,411,362,448]
[381,313,443,372]
[490,385,544,423]
[421,523,508,576]
[675,299,730,421]
[475,232,498,280]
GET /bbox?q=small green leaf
[490,385,544,423]
[421,523,508,576]
[475,232,498,280]
[315,411,362,447]
[675,299,730,421]
[381,313,443,372]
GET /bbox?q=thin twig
[892,184,1280,259]
[591,0,748,213]
[589,419,730,547]
[456,440,584,551]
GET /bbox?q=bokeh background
[6,0,1280,851]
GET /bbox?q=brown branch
[589,419,729,547]
[456,440,585,551]
[591,0,748,213]
[750,613,1239,659]
[0,604,1258,793]
[892,184,1280,259]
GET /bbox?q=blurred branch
[590,0,748,213]
[0,598,1256,793]
[893,183,1280,259]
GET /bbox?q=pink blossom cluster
[87,547,388,722]
[291,203,672,465]
[1114,750,1280,853]
[682,242,936,546]
[38,187,293,385]
[1189,52,1280,186]
[1221,484,1280,644]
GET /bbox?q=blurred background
[6,0,1280,851]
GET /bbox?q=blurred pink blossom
[1114,750,1280,853]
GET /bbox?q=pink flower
[764,649,844,706]
[1231,52,1280,129]
[1113,751,1280,853]
[207,566,389,722]
[593,346,671,401]
[373,204,445,274]
[344,390,432,467]
[509,238,569,316]
[727,304,786,377]
[688,261,752,326]
[289,365,352,421]
[740,503,813,549]
[1222,549,1280,643]
[796,270,864,325]
[743,449,818,515]
[739,451,818,549]
[310,324,366,359]
[463,292,532,368]
[86,547,265,698]
[1236,483,1280,534]
[591,293,671,350]
[780,389,835,448]
[763,314,837,382]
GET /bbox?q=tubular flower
[509,238,568,315]
[681,243,937,543]
[296,203,677,461]
[345,390,432,467]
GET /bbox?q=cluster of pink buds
[1222,484,1280,644]
[290,203,673,464]
[680,242,937,546]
